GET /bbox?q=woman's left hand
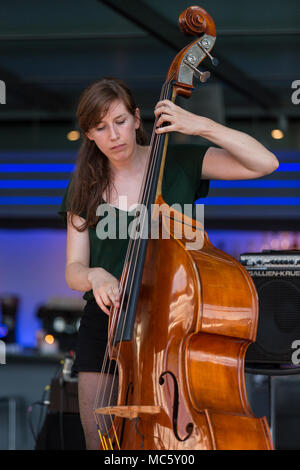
[154,99,205,136]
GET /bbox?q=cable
[37,385,50,435]
[59,379,65,450]
[27,400,50,442]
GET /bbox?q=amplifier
[239,250,300,364]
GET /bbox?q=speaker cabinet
[240,250,300,365]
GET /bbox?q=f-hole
[159,371,193,442]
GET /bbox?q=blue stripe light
[1,180,299,190]
[0,197,63,204]
[210,180,300,188]
[2,196,298,206]
[0,163,298,173]
[276,163,300,171]
[196,197,300,205]
[0,164,75,172]
[0,180,69,189]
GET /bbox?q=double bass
[94,5,274,450]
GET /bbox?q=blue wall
[0,227,299,348]
[0,228,82,347]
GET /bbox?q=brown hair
[67,77,147,231]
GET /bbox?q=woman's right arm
[65,212,120,315]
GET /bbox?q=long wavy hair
[67,77,148,231]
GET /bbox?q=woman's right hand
[88,268,121,315]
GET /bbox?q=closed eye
[96,118,126,131]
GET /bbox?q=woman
[59,77,279,450]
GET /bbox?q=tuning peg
[183,59,211,83]
[196,41,219,66]
[197,70,211,83]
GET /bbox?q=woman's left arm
[154,100,279,180]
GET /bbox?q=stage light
[271,129,284,140]
[53,316,66,333]
[271,114,287,140]
[45,334,55,345]
[67,130,80,141]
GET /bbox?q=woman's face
[86,99,140,165]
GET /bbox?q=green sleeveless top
[58,144,210,302]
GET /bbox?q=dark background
[0,0,299,450]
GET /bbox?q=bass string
[94,77,173,445]
[97,77,173,427]
[93,80,168,420]
[93,79,173,441]
[92,113,163,443]
[92,140,162,440]
[104,82,176,442]
[105,78,168,354]
[104,78,173,394]
[95,78,170,396]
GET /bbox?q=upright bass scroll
[167,5,217,96]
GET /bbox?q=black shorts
[72,299,114,374]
